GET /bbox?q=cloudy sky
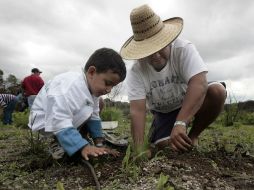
[0,0,254,102]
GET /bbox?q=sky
[0,0,254,102]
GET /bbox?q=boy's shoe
[49,141,65,160]
[93,137,105,147]
[103,131,128,147]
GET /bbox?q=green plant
[146,112,153,123]
[156,173,173,190]
[0,125,23,140]
[122,145,131,169]
[26,129,47,155]
[223,92,244,126]
[239,112,254,125]
[233,121,241,128]
[100,107,122,121]
[13,110,29,128]
[121,145,141,181]
[56,181,65,190]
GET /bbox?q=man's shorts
[148,108,181,145]
[148,81,227,145]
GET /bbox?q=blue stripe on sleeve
[55,127,88,156]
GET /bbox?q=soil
[0,127,254,190]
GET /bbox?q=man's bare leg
[188,83,227,145]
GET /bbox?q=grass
[156,173,173,190]
[1,108,254,189]
[199,124,254,154]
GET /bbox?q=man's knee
[207,83,227,104]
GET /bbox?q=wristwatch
[173,120,187,128]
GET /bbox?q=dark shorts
[148,108,181,145]
[148,81,227,145]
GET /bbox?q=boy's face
[86,66,121,97]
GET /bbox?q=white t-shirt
[28,71,100,133]
[127,38,208,113]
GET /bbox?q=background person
[22,68,44,108]
[0,93,21,125]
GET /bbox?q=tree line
[0,69,21,95]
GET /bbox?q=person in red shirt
[22,68,44,108]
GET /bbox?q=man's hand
[170,125,193,152]
[81,145,119,160]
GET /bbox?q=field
[0,110,254,190]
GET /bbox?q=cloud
[0,0,253,101]
[179,0,254,62]
[207,51,254,81]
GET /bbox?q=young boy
[28,48,126,160]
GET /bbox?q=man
[22,68,44,108]
[120,5,227,153]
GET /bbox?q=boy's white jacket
[28,71,100,133]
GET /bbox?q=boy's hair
[84,48,126,82]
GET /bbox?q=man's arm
[177,72,208,123]
[37,77,44,89]
[130,99,146,150]
[170,72,208,151]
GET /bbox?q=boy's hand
[81,145,119,160]
[105,148,120,157]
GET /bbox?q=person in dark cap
[22,68,44,108]
[31,68,42,74]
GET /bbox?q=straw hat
[120,4,183,60]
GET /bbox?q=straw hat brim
[120,17,183,60]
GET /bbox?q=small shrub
[240,112,254,125]
[13,110,29,128]
[100,107,122,121]
[26,129,48,154]
[156,173,173,190]
[233,122,241,128]
[121,145,141,181]
[56,181,65,190]
[146,112,153,123]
